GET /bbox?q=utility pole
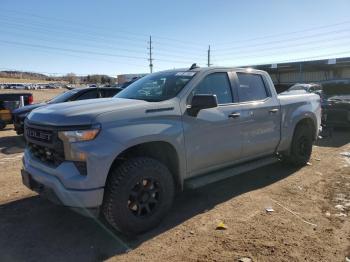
[148,35,153,73]
[299,62,303,82]
[207,45,212,67]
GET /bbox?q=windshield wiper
[122,97,163,102]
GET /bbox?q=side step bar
[184,156,280,189]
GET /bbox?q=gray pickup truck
[21,66,321,234]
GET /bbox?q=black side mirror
[314,90,323,97]
[187,94,218,117]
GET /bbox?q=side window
[193,72,233,104]
[236,73,268,102]
[100,89,119,97]
[75,90,99,100]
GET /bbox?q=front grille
[25,122,65,167]
[28,143,64,166]
[25,126,53,143]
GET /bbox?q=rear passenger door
[233,72,281,159]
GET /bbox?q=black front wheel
[102,157,175,235]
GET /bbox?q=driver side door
[183,71,243,177]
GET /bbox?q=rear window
[101,88,120,97]
[75,89,99,100]
[236,73,268,102]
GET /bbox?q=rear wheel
[285,123,313,166]
[102,157,175,235]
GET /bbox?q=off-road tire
[285,123,313,166]
[102,157,175,235]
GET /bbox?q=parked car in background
[286,82,326,105]
[12,87,122,134]
[287,83,322,94]
[0,93,33,107]
[0,92,33,130]
[21,66,321,234]
[321,80,350,127]
[9,84,26,89]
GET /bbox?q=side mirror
[187,94,218,117]
[314,90,322,97]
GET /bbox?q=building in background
[250,57,350,93]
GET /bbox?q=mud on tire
[102,157,175,235]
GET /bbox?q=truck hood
[12,103,46,115]
[27,98,147,126]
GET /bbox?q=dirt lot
[0,90,349,261]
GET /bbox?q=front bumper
[22,121,127,208]
[22,150,104,208]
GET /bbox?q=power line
[0,18,207,58]
[6,8,349,51]
[0,18,147,47]
[0,28,204,61]
[0,39,199,64]
[213,32,350,57]
[214,38,350,61]
[214,19,350,46]
[0,9,203,47]
[213,28,350,52]
[238,51,350,67]
[0,43,147,68]
[0,17,197,57]
[0,9,149,39]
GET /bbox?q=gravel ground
[0,89,349,262]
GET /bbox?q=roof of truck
[159,66,265,74]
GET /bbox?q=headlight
[58,125,100,143]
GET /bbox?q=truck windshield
[115,71,196,102]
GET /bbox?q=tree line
[0,71,116,85]
[64,73,116,85]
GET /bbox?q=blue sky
[1,0,350,76]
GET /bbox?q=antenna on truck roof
[189,63,199,70]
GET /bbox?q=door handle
[228,112,240,118]
[269,108,279,113]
